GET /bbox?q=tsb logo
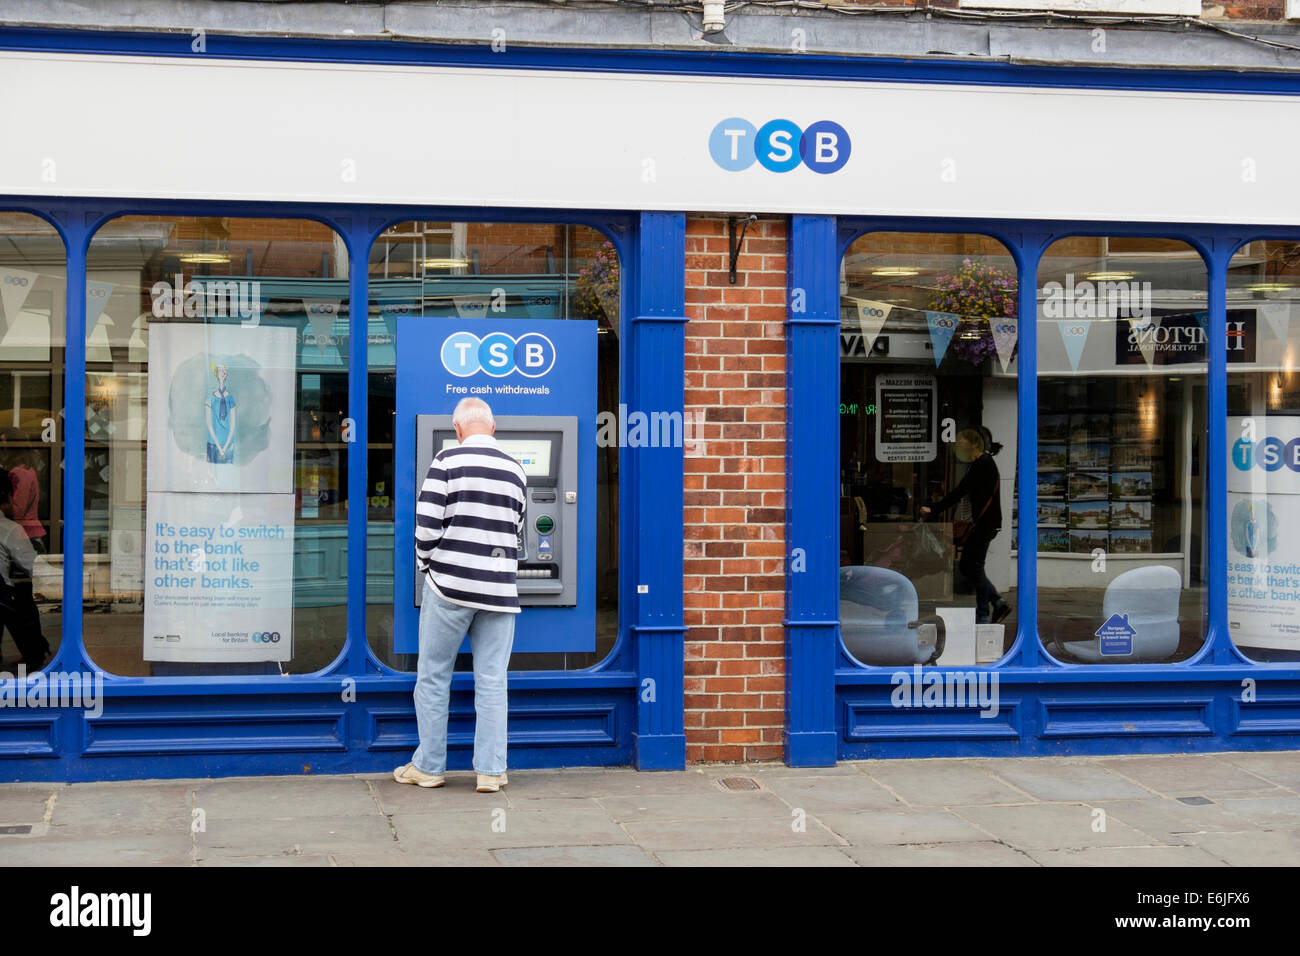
[440,331,556,378]
[709,118,850,174]
[1232,437,1300,472]
[251,631,281,644]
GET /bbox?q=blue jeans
[411,579,516,776]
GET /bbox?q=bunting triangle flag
[851,298,893,353]
[990,315,1018,373]
[302,299,343,355]
[1127,315,1157,367]
[452,294,490,319]
[925,310,959,367]
[1059,319,1091,371]
[85,280,116,336]
[0,269,38,324]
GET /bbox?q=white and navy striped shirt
[415,433,527,613]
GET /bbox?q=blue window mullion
[1203,240,1237,665]
[56,211,91,675]
[1011,233,1049,668]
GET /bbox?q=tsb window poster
[143,324,297,662]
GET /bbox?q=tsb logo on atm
[709,117,851,173]
[440,331,556,378]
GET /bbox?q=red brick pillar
[682,215,788,763]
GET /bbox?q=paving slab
[1026,845,1229,866]
[0,833,193,866]
[843,841,1037,867]
[194,813,395,861]
[493,845,659,866]
[952,803,1157,850]
[653,846,858,866]
[1221,752,1300,791]
[391,808,631,850]
[976,758,1154,802]
[1100,754,1285,798]
[193,776,379,820]
[1171,830,1300,866]
[863,760,1034,807]
[49,782,195,835]
[757,774,905,813]
[811,810,990,845]
[623,816,838,851]
[1103,798,1262,845]
[1217,795,1300,830]
[598,791,790,822]
[0,785,60,826]
[523,768,724,797]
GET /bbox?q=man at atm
[393,397,527,793]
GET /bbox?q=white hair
[452,397,495,429]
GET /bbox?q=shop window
[0,213,65,673]
[838,232,1019,668]
[1226,239,1300,663]
[366,222,619,673]
[1036,237,1207,664]
[84,216,349,676]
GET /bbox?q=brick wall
[682,215,788,764]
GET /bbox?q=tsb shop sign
[709,118,851,173]
[440,331,556,378]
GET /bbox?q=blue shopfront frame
[0,195,688,781]
[2,25,1300,777]
[784,215,1300,765]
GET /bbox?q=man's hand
[920,506,931,516]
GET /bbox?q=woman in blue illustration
[1245,502,1259,558]
[205,363,237,463]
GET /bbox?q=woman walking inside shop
[921,426,1012,625]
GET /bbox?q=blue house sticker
[1096,612,1137,656]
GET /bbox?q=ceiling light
[1083,271,1135,281]
[178,252,231,264]
[871,267,920,277]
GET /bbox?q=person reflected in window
[0,429,45,555]
[205,363,237,464]
[921,426,1012,625]
[0,468,50,670]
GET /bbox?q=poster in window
[1226,415,1300,650]
[874,374,935,463]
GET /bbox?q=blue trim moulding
[807,215,1300,761]
[0,195,679,781]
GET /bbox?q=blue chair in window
[1053,565,1182,664]
[839,565,939,666]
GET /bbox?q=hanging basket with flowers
[927,258,1017,366]
[572,240,620,327]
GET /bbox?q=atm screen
[438,434,557,480]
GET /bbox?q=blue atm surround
[394,316,598,654]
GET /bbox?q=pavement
[1,751,1298,866]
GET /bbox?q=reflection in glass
[0,213,65,672]
[1226,240,1300,663]
[84,216,349,676]
[366,222,619,673]
[838,233,1018,667]
[1036,237,1207,664]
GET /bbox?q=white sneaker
[476,773,508,793]
[393,763,445,788]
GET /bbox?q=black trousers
[0,580,49,667]
[958,528,1002,623]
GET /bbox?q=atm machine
[413,414,579,609]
